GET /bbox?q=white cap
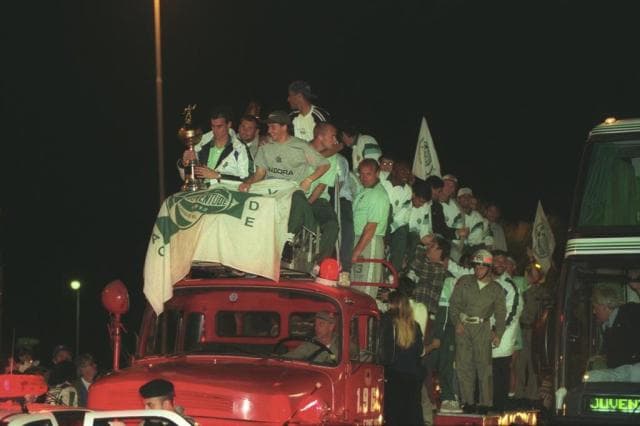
[457,187,473,197]
[442,174,458,183]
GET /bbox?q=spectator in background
[46,360,78,406]
[381,160,413,273]
[73,353,98,407]
[51,344,73,367]
[287,80,330,141]
[329,144,356,273]
[340,123,382,172]
[457,187,493,256]
[15,346,40,373]
[486,203,508,252]
[381,291,425,426]
[379,155,394,181]
[440,174,466,262]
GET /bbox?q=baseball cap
[288,80,317,100]
[457,187,473,197]
[315,311,336,323]
[442,174,458,183]
[266,110,293,126]
[52,344,72,358]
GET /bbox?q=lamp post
[153,0,166,205]
[70,280,81,357]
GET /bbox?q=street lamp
[70,280,81,357]
[153,0,165,204]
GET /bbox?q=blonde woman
[382,291,424,426]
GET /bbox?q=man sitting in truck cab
[284,311,339,364]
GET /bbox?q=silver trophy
[178,104,205,192]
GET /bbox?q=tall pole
[75,290,80,357]
[70,280,81,356]
[154,0,166,204]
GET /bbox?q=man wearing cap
[351,159,390,298]
[457,187,493,254]
[340,122,382,172]
[449,249,507,413]
[287,80,330,142]
[178,106,251,184]
[239,110,329,192]
[239,110,329,242]
[139,379,196,425]
[52,344,73,366]
[284,311,339,364]
[439,175,466,261]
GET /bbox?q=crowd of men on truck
[9,81,640,425]
[173,79,559,423]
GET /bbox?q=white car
[0,409,192,426]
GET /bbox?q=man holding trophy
[178,106,251,185]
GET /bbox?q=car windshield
[141,287,342,365]
[561,256,640,390]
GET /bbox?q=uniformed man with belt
[449,249,507,414]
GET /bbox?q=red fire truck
[87,181,394,425]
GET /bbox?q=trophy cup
[178,104,206,192]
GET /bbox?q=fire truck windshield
[139,287,343,365]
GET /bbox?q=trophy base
[181,179,208,192]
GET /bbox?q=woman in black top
[382,291,425,426]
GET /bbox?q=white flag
[532,201,556,273]
[143,180,297,314]
[412,116,441,180]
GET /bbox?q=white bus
[553,117,640,424]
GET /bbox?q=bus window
[578,141,640,227]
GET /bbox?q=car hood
[88,358,336,424]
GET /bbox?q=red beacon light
[315,258,340,286]
[101,279,130,315]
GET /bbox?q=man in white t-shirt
[287,80,330,142]
[340,123,382,172]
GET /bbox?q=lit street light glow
[70,280,81,290]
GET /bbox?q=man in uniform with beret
[139,378,196,425]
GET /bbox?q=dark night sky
[2,0,639,367]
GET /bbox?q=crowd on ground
[3,344,99,407]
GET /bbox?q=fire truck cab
[89,266,386,425]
